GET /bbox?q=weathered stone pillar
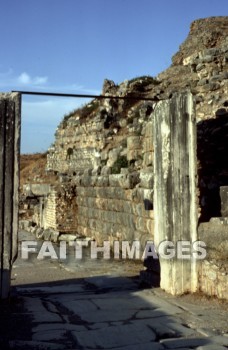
[153,92,198,295]
[0,93,21,298]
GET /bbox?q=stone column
[153,92,198,295]
[0,93,21,298]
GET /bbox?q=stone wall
[46,97,154,176]
[74,172,153,250]
[198,220,228,299]
[158,17,228,121]
[30,185,78,233]
[198,185,228,300]
[199,260,227,300]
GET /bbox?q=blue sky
[0,0,227,153]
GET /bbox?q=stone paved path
[0,231,227,350]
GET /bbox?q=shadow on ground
[0,273,216,350]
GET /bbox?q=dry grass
[20,153,58,188]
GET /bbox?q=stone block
[121,167,129,174]
[23,183,51,196]
[202,48,221,56]
[114,224,134,240]
[198,78,209,86]
[109,174,125,187]
[127,136,141,150]
[136,217,148,232]
[109,174,139,189]
[96,197,108,210]
[50,230,60,242]
[35,227,44,240]
[123,200,133,214]
[134,203,144,217]
[73,175,82,186]
[222,71,228,79]
[139,172,154,189]
[88,219,97,230]
[76,195,85,207]
[107,148,121,167]
[75,186,85,196]
[84,186,96,197]
[100,166,111,176]
[204,82,220,91]
[58,234,77,242]
[196,63,205,71]
[97,187,114,199]
[100,150,108,161]
[87,197,96,208]
[144,121,153,137]
[81,175,93,187]
[210,74,225,82]
[92,166,101,176]
[144,138,154,152]
[19,220,32,231]
[201,55,214,63]
[43,229,52,241]
[83,168,93,176]
[127,149,141,161]
[105,199,118,212]
[143,152,153,167]
[123,213,136,229]
[132,188,153,203]
[146,219,154,233]
[128,172,140,189]
[198,221,228,259]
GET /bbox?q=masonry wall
[198,196,228,300]
[74,173,153,250]
[199,260,227,300]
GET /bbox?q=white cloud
[17,72,48,86]
[0,68,100,95]
[0,69,49,88]
[18,72,31,84]
[0,67,101,153]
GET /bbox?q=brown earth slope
[20,153,57,189]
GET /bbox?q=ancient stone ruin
[18,17,228,299]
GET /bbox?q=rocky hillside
[47,16,228,177]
